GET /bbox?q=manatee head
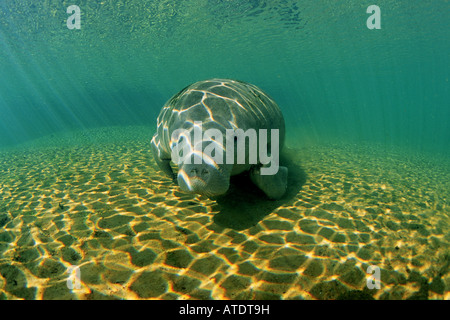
[177,152,232,197]
[171,121,233,197]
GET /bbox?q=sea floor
[0,126,448,300]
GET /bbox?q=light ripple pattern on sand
[0,126,448,300]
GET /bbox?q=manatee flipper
[151,134,176,180]
[250,165,288,200]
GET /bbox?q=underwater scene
[0,0,449,300]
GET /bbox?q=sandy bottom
[0,126,448,300]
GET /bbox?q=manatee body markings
[151,79,288,200]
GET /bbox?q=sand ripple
[0,127,448,299]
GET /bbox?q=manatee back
[156,79,285,156]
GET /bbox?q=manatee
[151,79,288,199]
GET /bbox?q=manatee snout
[178,161,230,197]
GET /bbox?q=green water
[0,0,448,152]
[0,0,449,301]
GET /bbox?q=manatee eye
[202,169,209,175]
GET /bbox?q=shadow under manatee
[212,147,307,230]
